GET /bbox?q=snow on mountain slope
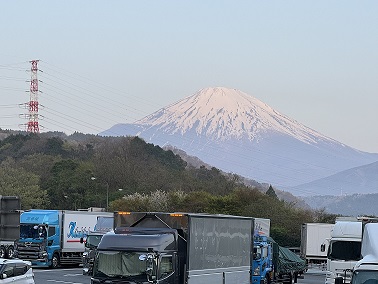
[137,87,334,144]
[100,87,378,193]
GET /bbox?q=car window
[14,264,28,276]
[48,226,56,236]
[2,264,15,278]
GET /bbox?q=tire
[6,246,14,259]
[50,253,60,269]
[265,274,271,284]
[283,273,293,284]
[0,246,6,258]
[293,273,298,283]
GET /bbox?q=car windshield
[352,270,378,284]
[93,251,151,279]
[86,235,103,248]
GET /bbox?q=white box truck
[300,223,334,264]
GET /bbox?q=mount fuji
[100,87,378,194]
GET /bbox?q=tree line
[0,131,338,246]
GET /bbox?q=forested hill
[0,131,337,246]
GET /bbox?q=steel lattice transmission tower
[27,60,40,133]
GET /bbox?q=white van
[0,259,34,284]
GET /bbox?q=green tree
[0,166,48,209]
[266,184,278,199]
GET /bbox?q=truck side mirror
[320,244,325,252]
[335,277,343,284]
[80,237,84,244]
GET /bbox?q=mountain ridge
[100,87,378,192]
[289,161,378,196]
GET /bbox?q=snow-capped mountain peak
[137,87,330,144]
[100,86,378,189]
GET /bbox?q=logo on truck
[67,221,91,241]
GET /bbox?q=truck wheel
[6,246,14,258]
[290,273,294,284]
[283,273,293,284]
[50,253,60,269]
[0,246,6,258]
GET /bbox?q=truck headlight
[83,252,88,257]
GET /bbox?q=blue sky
[1,1,377,152]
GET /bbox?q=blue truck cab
[253,234,273,284]
[16,210,60,268]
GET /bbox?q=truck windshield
[20,224,45,239]
[328,240,361,261]
[85,235,103,248]
[93,251,153,279]
[351,270,378,284]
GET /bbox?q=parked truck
[322,217,378,284]
[253,218,272,284]
[335,223,378,284]
[91,212,254,284]
[253,217,305,284]
[15,209,113,268]
[0,196,21,259]
[300,223,334,264]
[253,234,273,284]
[81,215,114,275]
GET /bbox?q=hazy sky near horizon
[1,1,378,153]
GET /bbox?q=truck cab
[350,261,378,284]
[81,216,113,275]
[336,223,378,284]
[15,210,60,268]
[253,235,273,284]
[336,258,378,284]
[92,227,181,284]
[324,220,362,284]
[82,232,105,275]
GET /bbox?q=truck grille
[16,243,41,260]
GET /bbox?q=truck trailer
[300,223,334,264]
[15,209,113,268]
[0,196,21,259]
[91,212,254,284]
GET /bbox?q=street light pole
[106,182,109,212]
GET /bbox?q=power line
[0,60,355,193]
